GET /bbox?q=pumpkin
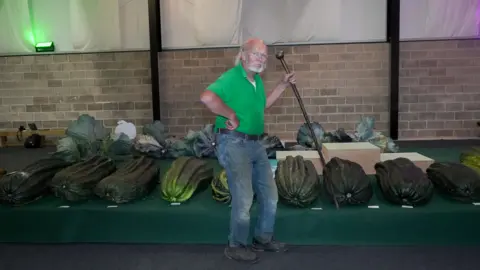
[275,155,321,208]
[375,158,434,206]
[322,157,373,208]
[426,162,480,203]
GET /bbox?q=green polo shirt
[206,63,266,135]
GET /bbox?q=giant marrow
[211,169,230,204]
[95,156,158,203]
[50,155,116,202]
[0,157,72,206]
[460,147,480,173]
[161,156,213,203]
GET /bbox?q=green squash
[459,147,480,173]
[94,156,158,204]
[426,162,480,203]
[211,169,230,204]
[375,157,433,206]
[323,157,373,208]
[50,155,116,202]
[275,155,321,208]
[0,157,72,206]
[161,156,214,203]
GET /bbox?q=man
[200,38,296,263]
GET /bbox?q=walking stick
[276,50,340,209]
[275,51,326,167]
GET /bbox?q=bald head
[235,37,268,74]
[242,38,267,54]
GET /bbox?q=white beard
[247,63,266,73]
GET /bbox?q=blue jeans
[216,133,279,247]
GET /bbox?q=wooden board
[322,142,381,175]
[0,129,65,137]
[276,142,382,175]
[380,152,435,172]
[0,129,65,147]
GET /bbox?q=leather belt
[217,128,261,141]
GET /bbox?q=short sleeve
[206,77,227,101]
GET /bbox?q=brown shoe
[224,245,259,263]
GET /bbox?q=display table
[1,184,480,245]
[1,158,480,246]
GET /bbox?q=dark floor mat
[0,244,479,270]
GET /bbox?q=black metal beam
[387,0,400,140]
[148,0,162,120]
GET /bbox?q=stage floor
[1,146,480,246]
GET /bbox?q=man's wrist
[227,111,236,120]
[278,79,289,89]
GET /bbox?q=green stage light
[35,42,55,52]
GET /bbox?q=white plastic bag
[114,120,136,140]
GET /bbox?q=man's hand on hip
[226,113,239,130]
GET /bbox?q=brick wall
[159,40,480,140]
[0,52,152,130]
[1,40,479,141]
[159,43,390,139]
[399,40,480,139]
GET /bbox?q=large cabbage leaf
[52,137,82,163]
[352,116,399,153]
[323,128,353,143]
[65,114,108,157]
[102,133,134,165]
[259,133,284,158]
[134,134,164,158]
[143,121,167,146]
[296,122,325,149]
[158,137,181,159]
[193,124,217,158]
[134,120,172,159]
[52,114,117,162]
[167,131,197,158]
[354,116,375,141]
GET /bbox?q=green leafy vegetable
[142,121,167,146]
[101,133,134,165]
[193,124,217,158]
[52,114,134,164]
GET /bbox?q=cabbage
[168,131,197,158]
[296,122,325,149]
[193,124,217,158]
[142,120,167,146]
[52,114,133,164]
[259,134,284,158]
[352,116,399,153]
